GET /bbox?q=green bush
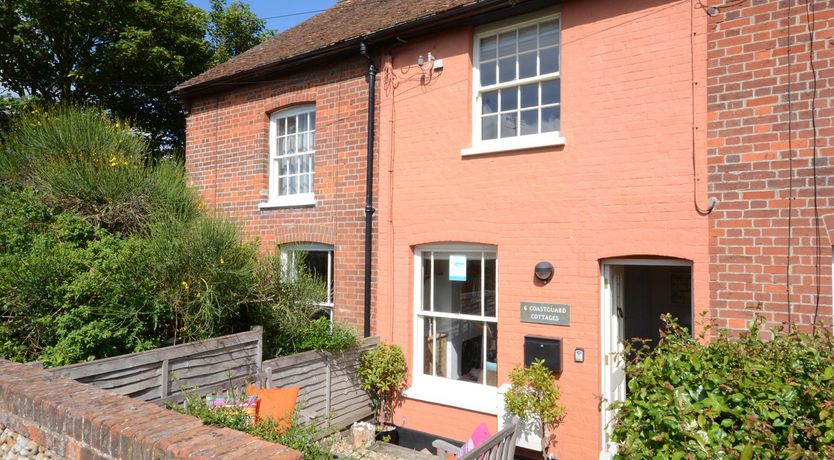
[174,387,333,460]
[0,105,359,366]
[357,342,407,425]
[1,106,198,234]
[611,316,834,459]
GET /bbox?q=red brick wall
[0,359,300,460]
[707,0,834,334]
[184,57,379,333]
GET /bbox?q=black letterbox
[524,336,562,374]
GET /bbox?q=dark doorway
[623,265,692,349]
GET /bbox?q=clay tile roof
[175,0,492,92]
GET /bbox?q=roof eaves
[174,0,522,98]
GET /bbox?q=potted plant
[504,359,566,460]
[356,342,407,444]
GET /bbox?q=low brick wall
[0,360,302,460]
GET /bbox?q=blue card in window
[449,255,467,281]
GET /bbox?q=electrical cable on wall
[690,0,718,216]
[804,0,823,333]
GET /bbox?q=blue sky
[189,0,338,33]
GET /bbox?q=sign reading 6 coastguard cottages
[520,302,571,326]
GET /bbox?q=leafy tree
[0,0,272,160]
[208,0,272,67]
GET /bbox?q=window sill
[404,376,499,415]
[461,133,566,157]
[259,194,316,209]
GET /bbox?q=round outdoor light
[534,261,554,282]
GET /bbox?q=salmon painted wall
[374,1,708,459]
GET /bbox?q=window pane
[459,256,482,316]
[310,112,316,130]
[277,137,286,156]
[287,116,297,134]
[278,118,286,136]
[498,31,516,57]
[520,109,538,135]
[498,57,516,83]
[299,113,308,132]
[309,132,316,150]
[279,176,288,195]
[288,175,297,194]
[305,250,329,284]
[479,36,497,62]
[482,91,498,114]
[542,79,560,104]
[484,257,496,317]
[286,135,296,154]
[432,256,454,313]
[300,154,310,173]
[422,254,431,311]
[520,84,538,108]
[279,158,288,175]
[447,319,484,383]
[288,156,297,174]
[480,62,496,86]
[500,112,517,137]
[500,87,517,111]
[486,323,497,387]
[542,106,560,132]
[423,318,434,374]
[298,133,307,152]
[300,174,309,193]
[540,20,559,47]
[519,52,537,79]
[482,115,498,140]
[540,46,559,74]
[519,25,537,52]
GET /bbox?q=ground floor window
[415,245,497,387]
[282,243,334,320]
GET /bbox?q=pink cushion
[458,422,491,456]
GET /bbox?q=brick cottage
[176,0,833,458]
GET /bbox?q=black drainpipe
[360,41,376,338]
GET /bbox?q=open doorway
[599,259,693,459]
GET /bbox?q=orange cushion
[247,385,299,431]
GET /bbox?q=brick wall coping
[0,359,302,460]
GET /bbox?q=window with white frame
[265,105,316,207]
[415,246,497,388]
[282,243,334,319]
[466,13,561,155]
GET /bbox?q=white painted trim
[468,12,562,154]
[461,134,565,156]
[266,104,316,205]
[259,193,316,209]
[405,375,499,415]
[411,244,500,402]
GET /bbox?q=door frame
[599,258,692,459]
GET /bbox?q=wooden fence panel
[50,327,263,404]
[262,336,378,431]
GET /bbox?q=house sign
[520,302,570,326]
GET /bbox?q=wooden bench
[432,416,521,460]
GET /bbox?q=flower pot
[375,424,399,445]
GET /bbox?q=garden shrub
[0,105,360,366]
[611,316,834,459]
[175,387,334,460]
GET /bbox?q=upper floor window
[464,13,563,156]
[264,105,316,208]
